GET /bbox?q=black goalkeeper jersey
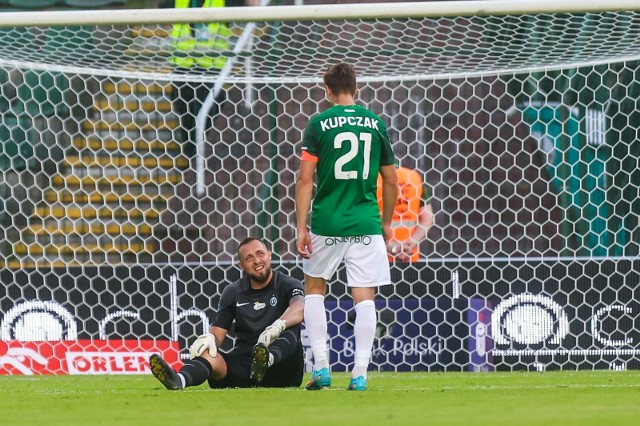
[213,270,304,353]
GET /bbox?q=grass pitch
[1,371,639,426]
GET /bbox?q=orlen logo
[0,346,48,375]
[492,294,569,346]
[66,352,152,375]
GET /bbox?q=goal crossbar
[0,0,640,27]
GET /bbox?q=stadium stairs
[12,79,186,267]
[8,20,190,267]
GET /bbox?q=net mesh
[2,13,640,81]
[0,7,639,374]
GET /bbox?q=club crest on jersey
[253,301,266,310]
[270,296,277,307]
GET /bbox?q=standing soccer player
[295,63,398,391]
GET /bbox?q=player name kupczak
[320,116,380,132]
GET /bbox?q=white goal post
[2,0,640,26]
[0,1,639,375]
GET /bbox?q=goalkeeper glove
[189,332,218,359]
[257,319,287,347]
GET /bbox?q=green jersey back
[302,104,395,236]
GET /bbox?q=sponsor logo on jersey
[324,236,372,246]
[319,116,379,132]
[253,302,266,311]
[236,302,250,307]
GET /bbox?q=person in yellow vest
[163,0,257,153]
[169,0,233,70]
[376,164,434,262]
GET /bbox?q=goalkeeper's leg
[250,328,300,382]
[249,343,270,382]
[149,354,218,390]
[260,343,305,388]
[149,354,184,390]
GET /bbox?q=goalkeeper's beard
[248,265,272,284]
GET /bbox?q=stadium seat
[0,67,10,112]
[3,0,125,10]
[0,114,34,172]
[8,0,60,8]
[0,26,34,55]
[64,0,125,6]
[29,26,93,117]
[0,65,35,172]
[18,69,70,117]
[44,26,95,59]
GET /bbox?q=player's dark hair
[324,63,357,96]
[237,237,271,259]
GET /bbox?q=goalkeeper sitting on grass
[149,237,305,389]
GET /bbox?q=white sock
[177,373,186,389]
[304,294,329,370]
[268,353,275,367]
[352,300,376,379]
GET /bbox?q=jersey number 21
[333,131,372,180]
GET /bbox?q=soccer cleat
[347,376,368,391]
[305,367,332,390]
[250,342,269,382]
[149,354,183,390]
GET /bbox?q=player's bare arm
[257,295,304,346]
[295,160,317,259]
[398,203,434,261]
[379,164,399,244]
[279,295,304,326]
[210,325,228,349]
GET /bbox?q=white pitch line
[393,383,640,391]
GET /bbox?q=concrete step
[26,222,153,237]
[129,26,171,39]
[51,173,181,188]
[81,128,177,141]
[63,155,189,169]
[35,204,161,221]
[13,241,155,256]
[73,137,182,153]
[20,230,153,246]
[82,119,179,133]
[43,189,168,205]
[101,81,172,96]
[94,97,173,113]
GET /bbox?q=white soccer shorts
[302,233,391,287]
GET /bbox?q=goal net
[0,1,639,375]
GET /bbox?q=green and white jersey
[301,104,396,237]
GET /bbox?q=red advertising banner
[0,339,182,375]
